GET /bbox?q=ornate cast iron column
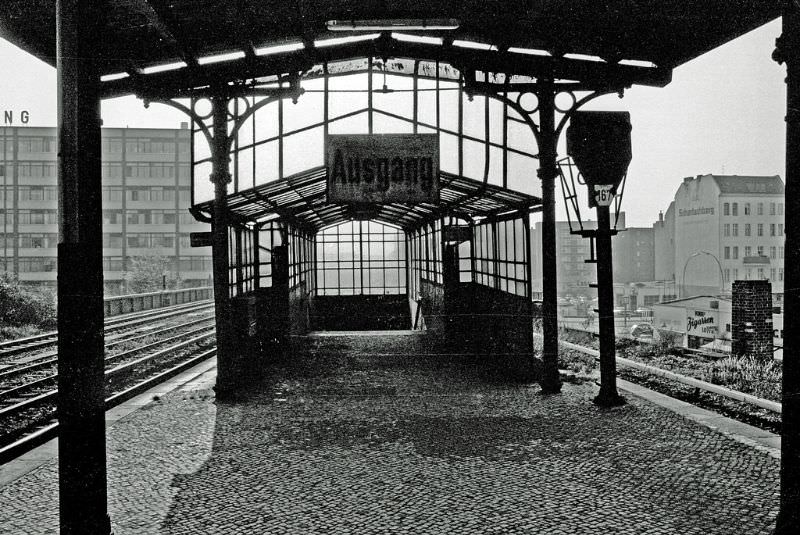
[209,93,236,397]
[773,3,800,532]
[56,0,111,533]
[537,80,563,394]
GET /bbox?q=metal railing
[103,287,213,317]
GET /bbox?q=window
[757,246,764,256]
[771,224,776,237]
[779,224,784,236]
[102,210,121,225]
[779,203,784,216]
[758,268,765,279]
[724,203,730,216]
[724,268,730,282]
[745,246,752,257]
[724,224,730,237]
[733,268,739,280]
[732,223,738,237]
[724,246,730,260]
[744,224,751,237]
[770,202,776,215]
[771,268,777,280]
[102,187,123,202]
[780,268,785,282]
[746,268,752,279]
[103,257,123,271]
[771,246,777,259]
[744,203,750,215]
[102,233,122,248]
[758,203,764,215]
[757,223,763,237]
[733,246,739,259]
[101,138,123,153]
[780,246,785,259]
[732,203,738,216]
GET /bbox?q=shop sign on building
[686,309,717,338]
[326,134,439,204]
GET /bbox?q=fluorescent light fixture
[315,34,380,48]
[198,50,246,65]
[391,32,443,45]
[255,42,306,56]
[618,59,658,68]
[327,18,460,31]
[508,46,551,57]
[100,72,129,82]
[142,61,187,74]
[452,39,496,51]
[563,53,606,63]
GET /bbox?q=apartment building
[0,125,212,294]
[654,174,785,300]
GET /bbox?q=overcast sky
[0,18,785,227]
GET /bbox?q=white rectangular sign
[686,309,718,338]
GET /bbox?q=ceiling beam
[100,37,672,99]
[144,0,200,69]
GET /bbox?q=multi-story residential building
[654,174,785,301]
[612,226,655,283]
[0,125,212,295]
[531,213,631,298]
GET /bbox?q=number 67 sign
[592,184,615,207]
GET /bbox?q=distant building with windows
[530,213,657,299]
[0,125,212,294]
[654,174,785,301]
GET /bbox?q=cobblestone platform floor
[0,333,780,534]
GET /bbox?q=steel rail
[0,315,216,383]
[0,347,216,465]
[0,323,216,402]
[0,331,215,420]
[0,301,214,359]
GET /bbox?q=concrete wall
[446,282,535,380]
[654,202,676,282]
[311,294,409,330]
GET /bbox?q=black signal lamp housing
[566,111,632,207]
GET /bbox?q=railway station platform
[0,332,779,534]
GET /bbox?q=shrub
[704,356,781,401]
[0,274,56,330]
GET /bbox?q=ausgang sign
[326,134,440,204]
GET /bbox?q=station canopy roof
[192,166,541,232]
[0,1,782,99]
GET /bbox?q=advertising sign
[686,309,717,338]
[326,134,440,204]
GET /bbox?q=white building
[654,174,785,303]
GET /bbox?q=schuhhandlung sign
[326,134,440,204]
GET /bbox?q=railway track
[0,300,214,360]
[0,314,215,384]
[0,332,217,464]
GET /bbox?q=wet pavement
[0,332,780,534]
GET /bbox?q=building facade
[531,213,632,298]
[655,174,785,301]
[0,125,212,294]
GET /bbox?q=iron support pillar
[209,94,236,397]
[537,84,562,394]
[593,208,625,407]
[56,0,111,533]
[774,5,800,533]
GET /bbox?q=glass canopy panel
[192,58,544,207]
